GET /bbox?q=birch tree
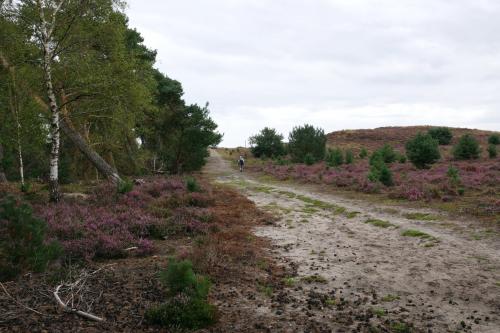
[34,0,64,201]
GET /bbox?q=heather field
[228,127,500,222]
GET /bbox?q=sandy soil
[204,149,500,333]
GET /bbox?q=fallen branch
[52,264,115,322]
[53,285,104,322]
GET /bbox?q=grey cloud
[127,0,500,146]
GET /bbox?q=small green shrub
[146,258,216,329]
[326,148,343,167]
[378,164,393,186]
[359,147,368,159]
[345,149,354,164]
[117,179,134,194]
[145,297,216,330]
[304,153,315,166]
[488,134,500,145]
[368,154,393,186]
[453,134,480,160]
[428,127,453,145]
[405,133,441,169]
[379,144,397,163]
[487,144,497,158]
[446,165,461,188]
[398,154,407,163]
[186,177,201,192]
[0,197,61,281]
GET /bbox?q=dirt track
[204,149,500,333]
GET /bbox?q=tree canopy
[0,0,222,196]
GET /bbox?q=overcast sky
[126,0,500,147]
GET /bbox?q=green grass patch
[390,322,411,333]
[277,190,297,199]
[252,185,275,194]
[283,277,296,287]
[346,211,361,219]
[257,283,273,297]
[401,229,433,239]
[404,212,438,221]
[364,218,395,228]
[325,298,336,306]
[302,206,319,214]
[371,307,387,317]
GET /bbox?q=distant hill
[326,126,498,153]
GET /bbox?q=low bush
[345,150,354,164]
[446,165,461,188]
[359,147,368,159]
[304,153,315,166]
[379,144,397,163]
[487,144,497,159]
[146,258,216,329]
[186,177,201,192]
[368,154,393,186]
[326,148,343,167]
[488,134,500,145]
[0,197,61,281]
[405,133,441,169]
[428,127,452,145]
[453,134,480,160]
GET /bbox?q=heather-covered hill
[327,126,498,154]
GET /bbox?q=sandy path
[204,150,500,333]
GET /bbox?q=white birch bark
[37,0,64,202]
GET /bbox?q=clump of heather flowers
[34,177,214,261]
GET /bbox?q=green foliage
[117,179,134,194]
[428,127,453,145]
[398,154,407,163]
[326,148,343,167]
[142,72,223,173]
[359,147,368,159]
[453,134,480,160]
[145,297,216,330]
[378,144,397,163]
[368,154,393,186]
[186,177,200,193]
[447,165,461,188]
[487,144,497,158]
[488,134,500,145]
[345,150,354,164]
[288,124,326,163]
[405,133,441,169]
[303,153,315,166]
[1,3,223,184]
[146,258,216,329]
[249,127,285,158]
[0,197,61,281]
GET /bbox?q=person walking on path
[238,156,245,172]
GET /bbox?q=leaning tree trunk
[0,143,7,183]
[60,116,121,184]
[1,51,122,186]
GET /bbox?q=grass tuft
[364,218,395,228]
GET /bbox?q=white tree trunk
[9,71,25,186]
[38,0,64,202]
